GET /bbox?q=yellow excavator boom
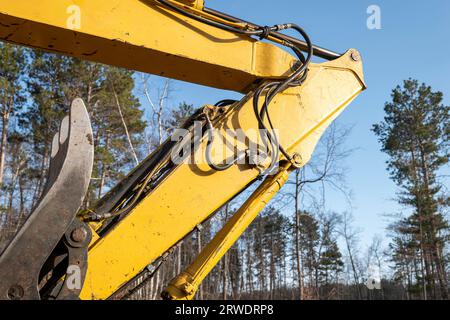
[0,0,365,300]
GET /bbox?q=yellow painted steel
[0,0,295,92]
[175,0,204,10]
[0,0,366,300]
[162,162,292,300]
[79,50,365,300]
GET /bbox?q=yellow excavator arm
[0,0,365,300]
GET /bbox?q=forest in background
[0,43,448,300]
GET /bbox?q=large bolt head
[71,227,88,243]
[350,50,361,62]
[7,285,24,300]
[292,153,303,167]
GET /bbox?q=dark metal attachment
[0,98,94,300]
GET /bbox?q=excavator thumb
[0,98,94,300]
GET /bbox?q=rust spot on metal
[86,133,93,146]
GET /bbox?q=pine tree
[373,79,449,299]
[261,207,289,299]
[318,236,343,286]
[297,211,320,297]
[62,58,145,201]
[0,43,27,188]
[165,102,196,134]
[89,66,145,200]
[26,51,74,206]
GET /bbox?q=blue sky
[138,0,450,249]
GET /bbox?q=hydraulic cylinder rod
[162,162,292,300]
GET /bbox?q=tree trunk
[197,230,203,300]
[222,204,229,300]
[112,85,139,166]
[345,239,362,299]
[97,134,110,199]
[0,113,9,187]
[294,169,304,300]
[418,145,448,299]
